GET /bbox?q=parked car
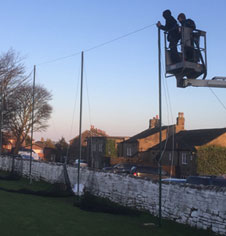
[18,150,40,161]
[75,159,88,167]
[11,154,35,160]
[131,166,168,179]
[112,163,137,174]
[186,176,226,187]
[20,154,35,160]
[102,164,136,174]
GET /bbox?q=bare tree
[0,49,28,154]
[5,84,52,154]
[0,50,52,154]
[0,49,27,97]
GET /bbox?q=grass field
[0,176,216,236]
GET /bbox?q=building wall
[0,156,225,235]
[122,126,180,158]
[148,150,197,178]
[87,137,124,169]
[138,128,169,152]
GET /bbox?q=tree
[25,135,32,146]
[55,137,69,162]
[0,50,27,153]
[5,84,52,154]
[44,138,55,148]
[0,50,26,97]
[197,145,226,176]
[105,139,117,158]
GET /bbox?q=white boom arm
[184,77,226,88]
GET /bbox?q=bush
[197,146,226,176]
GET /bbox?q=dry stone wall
[0,156,225,235]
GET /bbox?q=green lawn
[0,177,216,236]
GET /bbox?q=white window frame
[182,153,187,165]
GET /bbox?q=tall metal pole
[77,51,84,195]
[158,27,162,227]
[29,65,36,183]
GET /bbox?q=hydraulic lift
[164,26,226,88]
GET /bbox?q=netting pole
[29,65,36,184]
[158,27,162,227]
[77,51,84,195]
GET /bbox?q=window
[99,143,103,152]
[92,144,96,152]
[182,153,187,165]
[127,147,132,157]
[190,155,193,161]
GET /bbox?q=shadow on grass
[74,191,141,216]
[0,181,73,197]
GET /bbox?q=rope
[84,23,156,53]
[66,65,81,159]
[209,87,226,112]
[84,65,94,168]
[37,23,156,66]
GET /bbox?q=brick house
[86,136,129,169]
[118,112,185,158]
[69,126,108,163]
[148,128,226,178]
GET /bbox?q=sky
[1,0,226,142]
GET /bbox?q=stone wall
[0,156,225,235]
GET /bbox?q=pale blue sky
[1,0,226,141]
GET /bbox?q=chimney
[176,112,185,131]
[149,115,160,129]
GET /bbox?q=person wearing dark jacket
[177,13,196,29]
[177,13,197,62]
[157,10,180,63]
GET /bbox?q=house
[118,112,185,158]
[69,125,108,163]
[43,147,58,162]
[147,128,226,178]
[86,136,129,169]
[25,142,45,160]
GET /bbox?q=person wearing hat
[177,13,197,62]
[177,13,196,29]
[157,10,180,63]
